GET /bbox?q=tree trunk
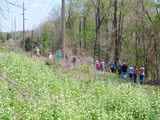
[97,0,101,61]
[114,0,118,67]
[83,17,86,50]
[68,3,72,29]
[117,0,124,59]
[94,11,98,58]
[105,19,110,63]
[94,0,101,61]
[79,18,82,54]
[135,32,138,66]
[61,0,65,59]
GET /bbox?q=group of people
[35,48,145,84]
[49,52,77,65]
[115,62,145,84]
[95,59,106,72]
[95,60,145,84]
[127,65,145,84]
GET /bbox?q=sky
[0,0,61,32]
[0,0,158,33]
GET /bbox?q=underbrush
[0,52,159,120]
[45,59,61,70]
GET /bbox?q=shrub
[1,46,12,52]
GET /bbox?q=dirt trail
[29,53,110,75]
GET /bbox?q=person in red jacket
[96,60,100,70]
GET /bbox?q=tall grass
[0,52,159,120]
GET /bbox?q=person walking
[56,52,61,59]
[73,56,76,65]
[121,62,128,79]
[100,59,105,72]
[78,57,83,65]
[34,47,41,59]
[65,54,68,62]
[118,62,122,75]
[139,65,145,84]
[96,60,100,70]
[110,62,116,73]
[91,59,95,66]
[128,65,133,82]
[133,65,138,83]
[49,52,53,60]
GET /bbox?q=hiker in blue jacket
[110,62,116,73]
[128,65,133,82]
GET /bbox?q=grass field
[0,52,160,120]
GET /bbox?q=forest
[21,0,159,81]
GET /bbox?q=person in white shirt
[139,65,145,84]
[49,52,53,60]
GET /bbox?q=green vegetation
[0,52,160,119]
[0,46,12,52]
[0,32,6,43]
[29,0,160,80]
